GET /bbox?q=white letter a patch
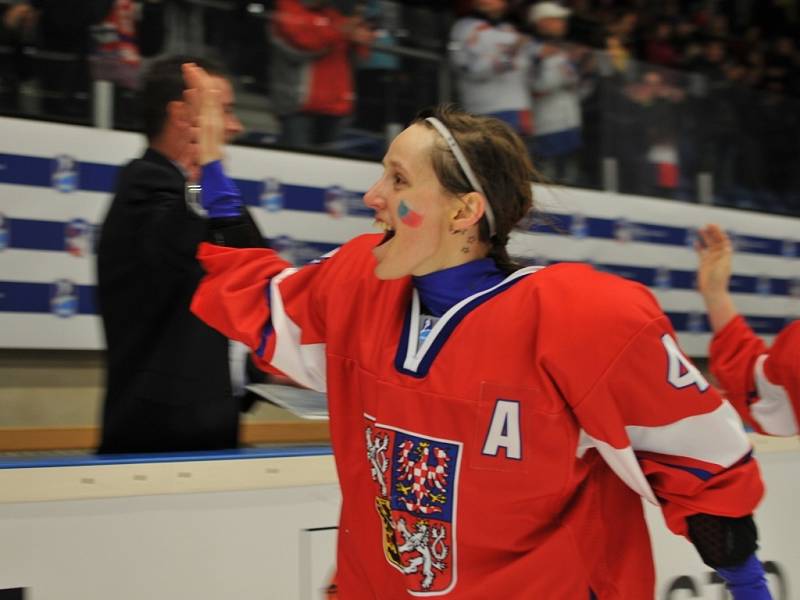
[481,399,521,460]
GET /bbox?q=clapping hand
[695,223,738,332]
[182,63,224,166]
[696,224,733,298]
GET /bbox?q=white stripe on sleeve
[268,267,327,393]
[752,354,799,436]
[625,401,751,468]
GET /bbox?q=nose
[363,177,387,210]
[225,114,245,142]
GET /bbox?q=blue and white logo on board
[65,218,93,257]
[782,239,797,258]
[324,185,348,218]
[259,177,284,212]
[614,218,633,243]
[0,212,8,251]
[686,311,704,333]
[50,279,78,318]
[756,274,771,296]
[727,231,740,252]
[52,154,79,193]
[684,226,698,249]
[655,266,671,290]
[570,213,587,238]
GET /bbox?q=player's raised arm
[696,223,799,436]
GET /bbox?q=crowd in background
[1,0,799,216]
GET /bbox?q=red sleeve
[191,243,293,352]
[191,235,378,392]
[274,0,348,52]
[744,320,799,436]
[709,315,769,432]
[539,266,764,537]
[191,242,332,389]
[762,320,800,408]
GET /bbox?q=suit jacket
[96,148,266,454]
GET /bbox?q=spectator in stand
[88,0,141,93]
[352,0,401,135]
[269,0,376,150]
[764,35,799,97]
[0,2,37,112]
[644,20,680,68]
[696,223,799,436]
[13,0,114,119]
[449,0,536,139]
[672,17,704,68]
[606,7,642,57]
[611,68,685,198]
[684,37,739,204]
[528,2,585,185]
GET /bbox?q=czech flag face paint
[398,200,423,228]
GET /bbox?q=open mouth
[375,220,396,246]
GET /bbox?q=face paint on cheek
[398,200,424,228]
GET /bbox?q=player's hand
[182,62,224,165]
[696,223,733,298]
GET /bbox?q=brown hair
[413,104,538,273]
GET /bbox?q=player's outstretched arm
[696,224,738,333]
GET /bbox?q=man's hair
[141,55,227,141]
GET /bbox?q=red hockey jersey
[710,315,799,436]
[192,234,764,599]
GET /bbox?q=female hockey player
[183,63,771,599]
[697,223,798,437]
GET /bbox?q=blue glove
[715,554,772,599]
[199,160,243,218]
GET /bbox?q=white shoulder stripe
[625,401,751,468]
[752,354,799,436]
[577,401,752,505]
[268,267,327,393]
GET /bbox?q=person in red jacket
[269,0,375,150]
[184,63,771,599]
[697,223,799,436]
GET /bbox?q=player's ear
[450,192,487,232]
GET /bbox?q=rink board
[0,439,798,599]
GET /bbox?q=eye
[393,173,406,187]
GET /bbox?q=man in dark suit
[96,56,266,454]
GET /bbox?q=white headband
[425,117,497,238]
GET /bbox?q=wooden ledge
[0,421,330,452]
